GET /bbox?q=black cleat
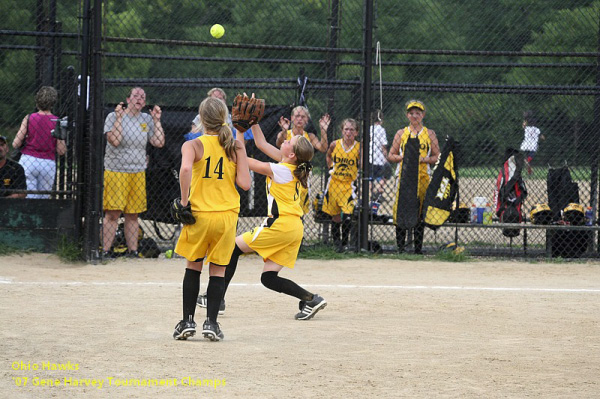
[125,250,141,258]
[173,320,196,340]
[202,319,224,341]
[196,293,225,315]
[295,294,327,320]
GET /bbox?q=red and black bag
[493,149,528,237]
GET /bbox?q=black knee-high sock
[331,221,342,246]
[396,227,407,253]
[341,218,352,246]
[414,221,424,253]
[182,268,200,322]
[222,245,243,300]
[206,276,225,322]
[261,271,313,301]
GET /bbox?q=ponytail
[198,97,237,161]
[292,136,314,188]
[294,161,313,189]
[218,124,237,161]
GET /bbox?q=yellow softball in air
[210,24,225,39]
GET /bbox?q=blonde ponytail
[218,124,236,161]
[198,97,237,160]
[292,136,314,188]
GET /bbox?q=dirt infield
[1,254,599,398]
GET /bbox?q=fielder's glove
[170,199,196,225]
[231,94,265,132]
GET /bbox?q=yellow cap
[406,101,425,112]
[564,203,584,214]
[530,203,551,221]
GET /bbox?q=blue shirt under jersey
[184,128,253,141]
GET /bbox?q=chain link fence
[1,0,599,260]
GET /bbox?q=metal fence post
[593,14,600,252]
[87,0,104,263]
[360,0,374,251]
[79,0,92,260]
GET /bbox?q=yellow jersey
[189,135,240,213]
[285,130,310,142]
[330,139,360,182]
[398,126,432,177]
[266,162,303,218]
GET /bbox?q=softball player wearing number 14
[172,97,250,342]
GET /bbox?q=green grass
[299,243,470,262]
[433,247,470,262]
[298,244,365,260]
[0,244,31,256]
[55,236,83,263]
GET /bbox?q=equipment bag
[395,136,420,229]
[423,136,458,229]
[547,165,579,221]
[139,237,161,258]
[493,149,528,237]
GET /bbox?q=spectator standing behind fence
[186,88,254,143]
[12,86,66,199]
[102,87,165,258]
[0,135,26,198]
[369,110,389,202]
[189,88,231,136]
[388,100,439,254]
[276,106,330,213]
[323,118,361,252]
[520,110,544,175]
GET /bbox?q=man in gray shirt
[102,87,165,257]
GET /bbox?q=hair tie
[298,161,313,173]
[222,122,227,126]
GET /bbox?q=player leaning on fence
[388,100,440,254]
[171,96,250,342]
[323,118,361,252]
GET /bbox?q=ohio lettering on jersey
[331,140,360,182]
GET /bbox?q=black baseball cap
[0,135,7,144]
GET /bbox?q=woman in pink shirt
[12,86,66,198]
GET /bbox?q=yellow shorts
[242,215,303,268]
[175,210,238,265]
[322,178,356,216]
[103,170,147,214]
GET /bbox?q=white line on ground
[0,279,599,293]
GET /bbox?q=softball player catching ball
[217,120,327,324]
[276,106,330,214]
[172,97,250,342]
